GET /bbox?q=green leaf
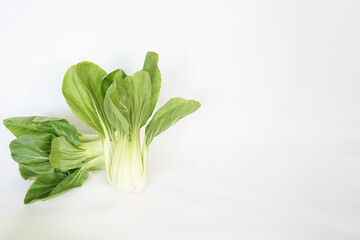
[50,168,89,197]
[3,116,80,146]
[145,98,201,145]
[49,137,85,171]
[10,133,55,176]
[101,69,127,104]
[50,134,103,171]
[24,172,67,204]
[19,165,38,180]
[143,52,161,120]
[104,71,152,134]
[3,116,38,136]
[122,71,152,128]
[104,77,131,136]
[24,168,89,204]
[62,61,108,135]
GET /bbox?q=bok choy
[4,116,103,203]
[62,52,200,194]
[4,51,200,203]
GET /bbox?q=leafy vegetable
[63,52,200,194]
[4,117,104,203]
[4,51,200,203]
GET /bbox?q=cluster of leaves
[4,117,103,203]
[4,52,200,203]
[62,52,201,194]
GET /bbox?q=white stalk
[103,130,148,194]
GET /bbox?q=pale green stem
[84,155,105,171]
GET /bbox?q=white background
[1,0,360,239]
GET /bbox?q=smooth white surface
[1,0,360,239]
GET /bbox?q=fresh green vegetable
[62,52,200,194]
[4,116,104,203]
[4,51,200,203]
